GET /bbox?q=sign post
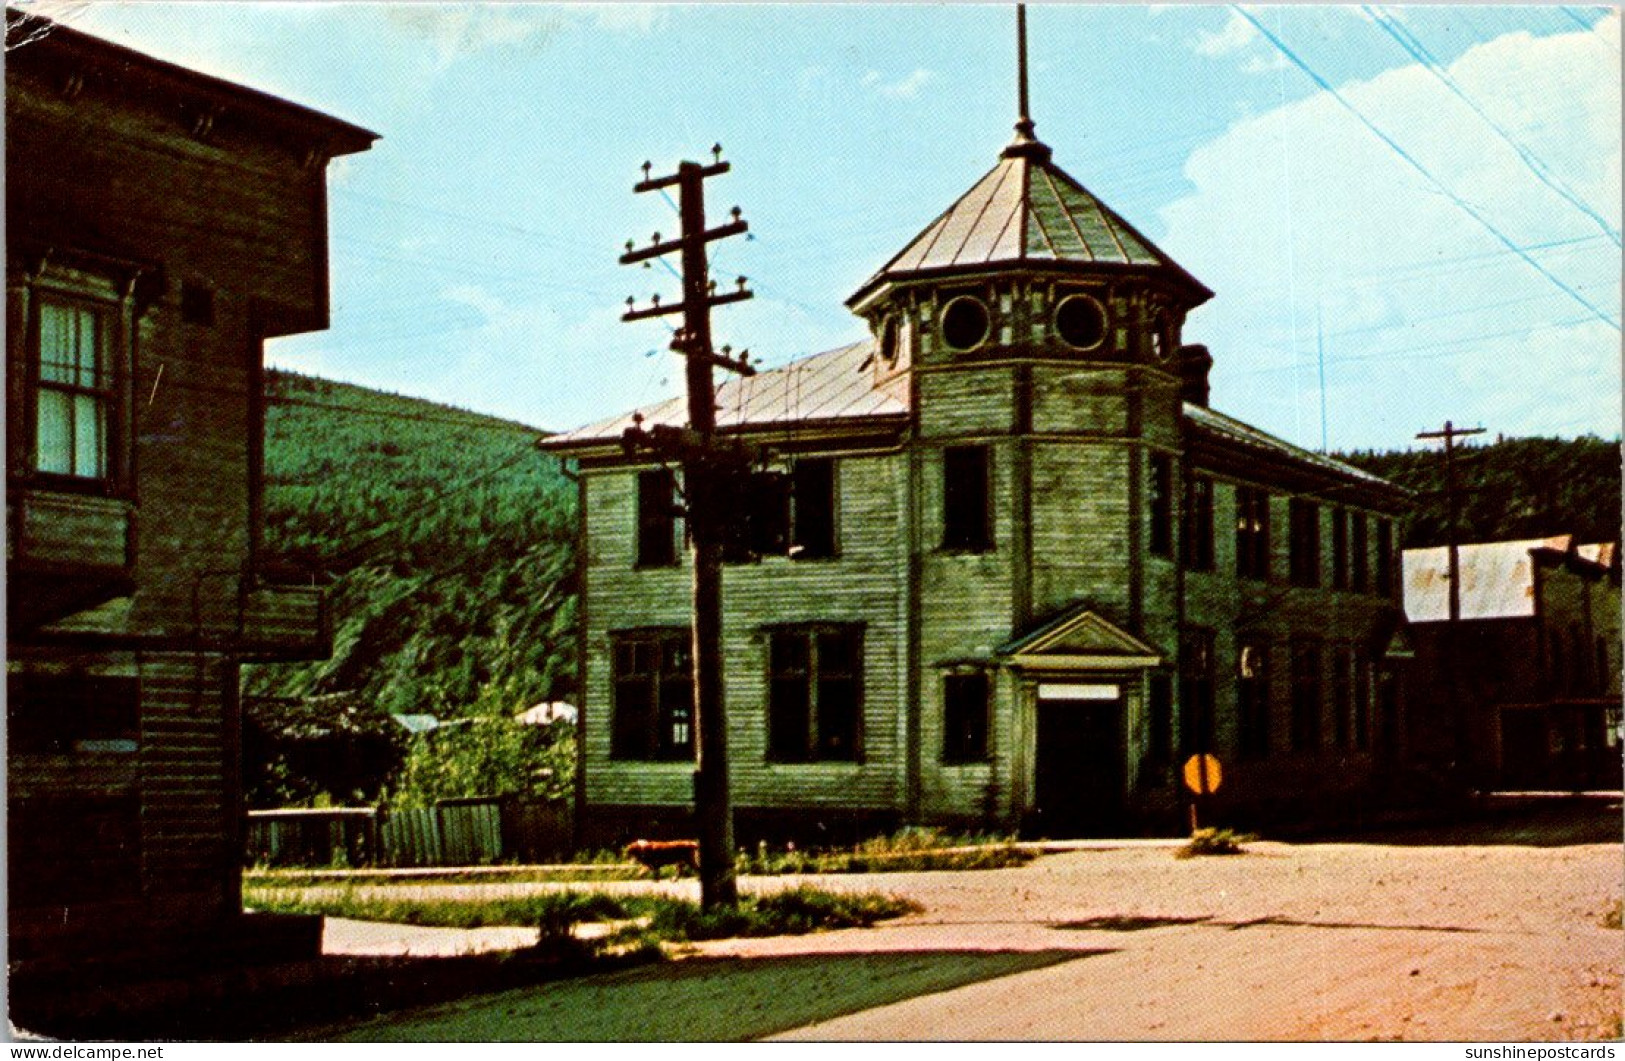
[1182,753,1222,832]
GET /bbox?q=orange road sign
[1183,753,1222,796]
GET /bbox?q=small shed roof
[1402,535,1574,623]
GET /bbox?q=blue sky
[52,2,1623,451]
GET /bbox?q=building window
[6,668,138,755]
[1237,641,1270,760]
[32,296,115,481]
[610,630,692,760]
[1179,628,1216,756]
[941,295,991,352]
[768,626,862,762]
[790,458,837,559]
[1374,518,1393,593]
[1183,475,1215,572]
[1331,508,1349,590]
[1289,499,1320,588]
[636,468,680,568]
[1054,293,1108,351]
[943,445,992,552]
[1351,513,1369,593]
[1149,453,1173,558]
[942,672,990,764]
[1353,648,1372,750]
[1235,486,1270,580]
[1290,640,1322,752]
[1147,672,1173,768]
[1331,644,1353,749]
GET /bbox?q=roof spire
[1015,4,1034,140]
[1003,4,1052,161]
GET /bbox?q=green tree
[390,683,574,808]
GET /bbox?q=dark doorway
[1032,697,1124,837]
[1500,708,1548,789]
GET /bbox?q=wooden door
[1033,697,1124,837]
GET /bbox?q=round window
[1055,294,1108,351]
[940,296,991,352]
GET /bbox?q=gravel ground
[321,801,1623,1042]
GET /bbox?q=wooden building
[543,41,1414,842]
[1403,536,1622,790]
[6,11,374,981]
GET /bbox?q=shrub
[1175,827,1253,859]
[738,828,1033,875]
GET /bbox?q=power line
[1363,5,1620,249]
[1232,4,1621,335]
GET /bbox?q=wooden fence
[246,797,572,868]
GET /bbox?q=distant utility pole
[1416,419,1486,775]
[620,146,754,909]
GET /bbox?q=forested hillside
[244,371,576,801]
[1338,435,1620,547]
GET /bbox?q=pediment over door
[997,606,1164,671]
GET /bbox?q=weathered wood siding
[581,448,912,814]
[1179,473,1403,819]
[6,28,361,968]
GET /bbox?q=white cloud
[1192,10,1258,57]
[1161,12,1622,449]
[862,68,934,100]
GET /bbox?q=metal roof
[543,340,906,448]
[544,340,1398,501]
[1402,535,1575,624]
[1182,404,1394,489]
[849,144,1211,306]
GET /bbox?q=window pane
[37,302,76,384]
[74,308,102,387]
[816,676,860,760]
[943,446,991,551]
[637,470,678,567]
[770,632,809,676]
[74,394,105,478]
[791,459,836,558]
[943,673,989,763]
[611,679,654,759]
[817,630,856,676]
[36,390,73,474]
[658,677,693,757]
[769,677,810,761]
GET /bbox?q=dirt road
[328,804,1622,1042]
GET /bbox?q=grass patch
[244,884,918,944]
[245,864,646,888]
[740,827,1034,875]
[1174,828,1254,859]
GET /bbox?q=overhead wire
[1230,4,1621,334]
[1362,5,1620,248]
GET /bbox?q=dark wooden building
[6,10,374,980]
[1403,536,1622,790]
[543,33,1416,843]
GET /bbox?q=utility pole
[620,146,754,909]
[1416,420,1485,778]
